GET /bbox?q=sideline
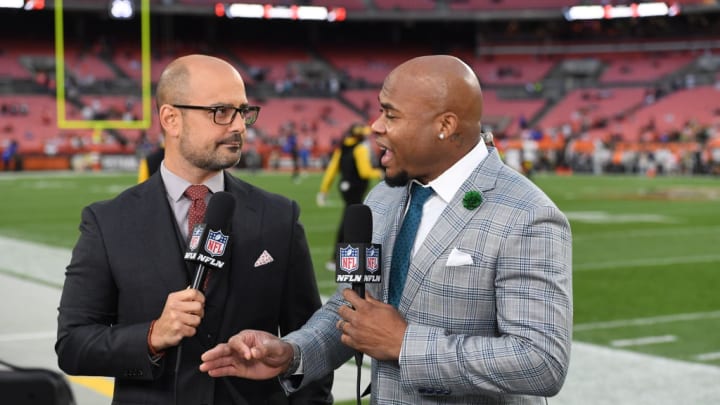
[1,236,719,404]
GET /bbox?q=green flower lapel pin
[462,191,483,210]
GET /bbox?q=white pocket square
[254,250,274,268]
[446,248,474,266]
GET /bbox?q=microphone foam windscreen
[204,191,236,230]
[343,204,372,243]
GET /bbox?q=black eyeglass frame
[171,104,261,126]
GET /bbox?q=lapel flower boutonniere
[462,191,483,210]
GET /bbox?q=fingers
[200,343,231,364]
[153,289,207,349]
[341,288,363,308]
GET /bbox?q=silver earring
[438,133,445,140]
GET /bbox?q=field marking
[696,352,720,361]
[0,331,56,343]
[574,310,720,331]
[573,225,720,241]
[3,229,720,404]
[574,254,720,271]
[565,211,675,224]
[611,335,677,347]
[66,376,115,397]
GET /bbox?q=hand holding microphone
[334,204,408,361]
[150,288,206,353]
[150,192,236,354]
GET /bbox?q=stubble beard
[382,167,410,188]
[179,134,242,171]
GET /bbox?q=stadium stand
[1,1,719,174]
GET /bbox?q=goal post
[54,0,152,131]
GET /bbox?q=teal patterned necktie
[388,183,434,308]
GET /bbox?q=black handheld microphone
[176,192,235,404]
[335,204,380,405]
[335,204,382,298]
[184,191,236,291]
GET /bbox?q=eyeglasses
[172,104,261,126]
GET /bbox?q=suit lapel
[140,173,189,293]
[398,149,502,311]
[216,173,256,341]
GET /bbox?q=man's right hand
[199,330,293,380]
[150,288,206,352]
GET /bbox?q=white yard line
[696,352,720,362]
[2,236,719,404]
[574,254,720,271]
[575,310,720,331]
[0,331,57,343]
[611,335,677,348]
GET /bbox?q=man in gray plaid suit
[201,55,573,404]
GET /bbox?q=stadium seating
[598,51,697,84]
[249,97,365,154]
[448,0,576,11]
[538,88,647,134]
[373,0,437,10]
[2,2,719,175]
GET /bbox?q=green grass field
[1,170,719,381]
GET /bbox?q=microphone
[335,204,380,405]
[184,191,236,291]
[335,204,382,298]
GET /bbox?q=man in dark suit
[56,54,333,405]
[199,55,572,404]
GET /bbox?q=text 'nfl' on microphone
[184,191,236,291]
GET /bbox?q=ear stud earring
[438,133,445,140]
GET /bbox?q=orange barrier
[20,155,71,171]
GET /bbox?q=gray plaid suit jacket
[286,148,573,404]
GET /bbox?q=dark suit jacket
[56,171,333,405]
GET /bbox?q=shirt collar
[427,139,488,204]
[160,162,225,202]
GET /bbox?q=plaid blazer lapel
[397,149,502,312]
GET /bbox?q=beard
[382,167,410,188]
[179,131,243,171]
[379,149,410,187]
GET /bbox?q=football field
[1,170,719,403]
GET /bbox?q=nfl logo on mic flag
[366,246,379,275]
[339,245,359,275]
[205,230,229,257]
[335,243,382,283]
[189,226,204,251]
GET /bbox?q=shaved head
[373,55,485,185]
[386,55,483,139]
[156,54,243,109]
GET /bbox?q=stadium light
[109,0,134,19]
[564,2,679,21]
[0,0,24,8]
[219,2,346,22]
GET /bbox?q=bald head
[156,54,244,109]
[385,55,483,138]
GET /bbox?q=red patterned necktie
[184,185,209,234]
